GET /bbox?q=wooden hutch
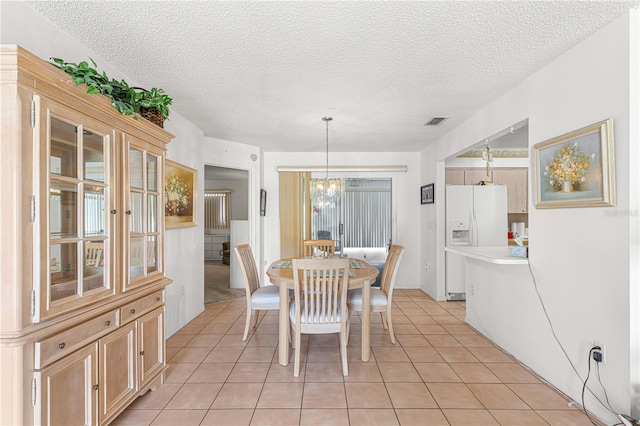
[0,45,174,425]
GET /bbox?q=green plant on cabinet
[50,57,172,123]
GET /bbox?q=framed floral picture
[165,159,197,228]
[533,118,615,209]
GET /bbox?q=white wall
[262,152,422,289]
[421,11,639,422]
[163,116,206,337]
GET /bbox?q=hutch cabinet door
[35,343,98,426]
[36,97,116,320]
[98,321,137,423]
[138,307,165,387]
[123,134,165,291]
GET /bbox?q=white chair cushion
[347,288,388,308]
[251,285,280,308]
[290,300,343,324]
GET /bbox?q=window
[205,191,230,229]
[311,178,391,249]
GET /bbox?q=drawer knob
[92,384,98,391]
[156,297,161,302]
[110,209,117,214]
[139,351,145,356]
[104,320,111,327]
[58,343,66,349]
[126,210,132,215]
[130,309,136,314]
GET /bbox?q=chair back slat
[293,258,349,325]
[85,242,104,267]
[235,244,260,297]
[303,240,336,258]
[379,245,405,297]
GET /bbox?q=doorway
[442,120,529,300]
[204,166,248,304]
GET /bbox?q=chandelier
[311,117,344,206]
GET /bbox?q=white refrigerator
[445,185,508,300]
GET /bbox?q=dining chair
[317,230,331,240]
[290,258,350,377]
[303,239,336,258]
[235,244,280,341]
[347,245,404,344]
[85,242,104,267]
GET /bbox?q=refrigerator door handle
[468,211,475,246]
[472,210,479,246]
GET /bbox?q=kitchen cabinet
[0,45,173,425]
[445,168,527,213]
[445,169,492,185]
[464,169,492,185]
[492,168,528,213]
[445,169,465,185]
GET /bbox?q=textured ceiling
[26,1,638,152]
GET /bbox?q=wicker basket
[140,106,164,128]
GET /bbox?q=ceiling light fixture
[311,117,344,206]
[482,139,494,177]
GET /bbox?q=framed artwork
[165,159,197,229]
[533,118,615,209]
[260,189,267,216]
[421,183,434,205]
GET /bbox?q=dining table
[266,257,379,367]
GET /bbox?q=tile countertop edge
[445,246,529,265]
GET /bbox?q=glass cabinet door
[42,100,114,318]
[125,136,163,291]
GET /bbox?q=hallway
[204,260,244,305]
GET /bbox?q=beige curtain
[204,190,231,229]
[279,172,311,258]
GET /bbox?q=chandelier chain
[323,117,332,179]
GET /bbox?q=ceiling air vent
[424,117,448,126]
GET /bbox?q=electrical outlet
[593,341,606,364]
[470,285,475,296]
[592,350,602,363]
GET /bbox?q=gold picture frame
[165,159,197,228]
[533,118,615,209]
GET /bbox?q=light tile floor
[112,290,600,425]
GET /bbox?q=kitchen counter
[445,246,529,265]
